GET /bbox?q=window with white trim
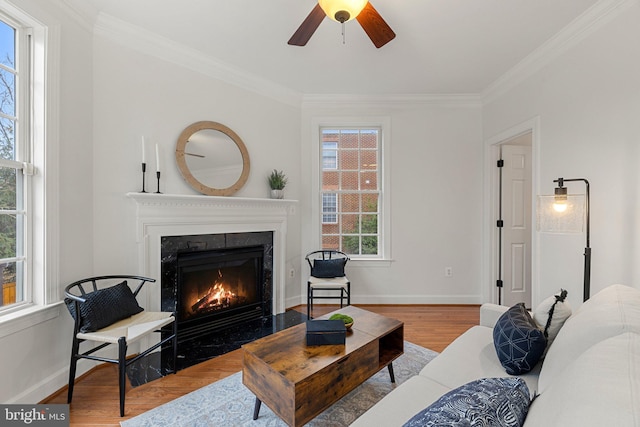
[0,6,48,315]
[0,16,26,310]
[320,128,381,257]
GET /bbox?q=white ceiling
[66,0,602,95]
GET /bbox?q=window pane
[340,130,359,149]
[360,130,378,148]
[342,235,359,255]
[322,235,339,251]
[0,20,15,69]
[361,214,378,234]
[0,212,17,258]
[360,171,377,190]
[0,68,15,117]
[0,117,15,160]
[341,214,359,233]
[362,236,378,255]
[341,193,359,213]
[340,150,358,170]
[0,166,16,209]
[361,150,377,170]
[1,261,22,307]
[362,194,378,212]
[341,171,358,190]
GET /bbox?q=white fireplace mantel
[127,192,297,314]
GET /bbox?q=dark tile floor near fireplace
[127,310,307,387]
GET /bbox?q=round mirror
[176,121,250,196]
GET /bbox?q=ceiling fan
[288,0,396,48]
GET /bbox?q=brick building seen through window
[321,128,380,256]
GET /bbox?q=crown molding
[57,0,97,33]
[482,0,636,105]
[302,93,482,109]
[94,12,302,108]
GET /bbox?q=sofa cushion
[524,332,640,427]
[533,289,571,348]
[493,303,546,375]
[538,284,640,392]
[420,326,540,395]
[65,280,144,333]
[403,377,530,427]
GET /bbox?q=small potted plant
[268,169,287,199]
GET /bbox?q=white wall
[90,36,303,300]
[301,102,484,304]
[483,1,640,308]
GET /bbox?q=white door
[501,142,532,308]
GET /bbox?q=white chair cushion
[76,311,175,344]
[309,276,350,287]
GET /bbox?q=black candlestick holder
[140,163,147,193]
[155,171,162,194]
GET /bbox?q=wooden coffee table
[242,306,404,426]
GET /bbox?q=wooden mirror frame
[175,121,250,196]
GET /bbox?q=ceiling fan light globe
[319,0,368,23]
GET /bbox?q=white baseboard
[9,359,97,404]
[286,294,482,309]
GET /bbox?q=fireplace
[160,231,273,368]
[176,245,265,341]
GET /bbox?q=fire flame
[190,270,238,313]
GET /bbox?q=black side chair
[305,250,350,319]
[64,275,177,417]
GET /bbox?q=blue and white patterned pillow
[402,377,530,427]
[493,303,547,375]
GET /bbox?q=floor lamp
[537,177,591,302]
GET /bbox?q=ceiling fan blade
[356,2,396,48]
[288,4,326,46]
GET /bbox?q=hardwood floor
[43,304,479,426]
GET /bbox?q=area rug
[121,341,438,427]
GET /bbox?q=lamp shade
[536,194,585,233]
[319,0,369,22]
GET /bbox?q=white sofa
[352,284,640,426]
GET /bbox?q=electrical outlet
[289,268,295,278]
[445,267,453,277]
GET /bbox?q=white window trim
[311,116,391,263]
[0,1,61,335]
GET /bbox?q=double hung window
[320,128,381,257]
[0,16,26,310]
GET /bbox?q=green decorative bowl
[329,313,354,330]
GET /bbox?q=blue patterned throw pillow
[403,377,530,427]
[493,303,546,375]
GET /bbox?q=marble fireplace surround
[127,193,297,316]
